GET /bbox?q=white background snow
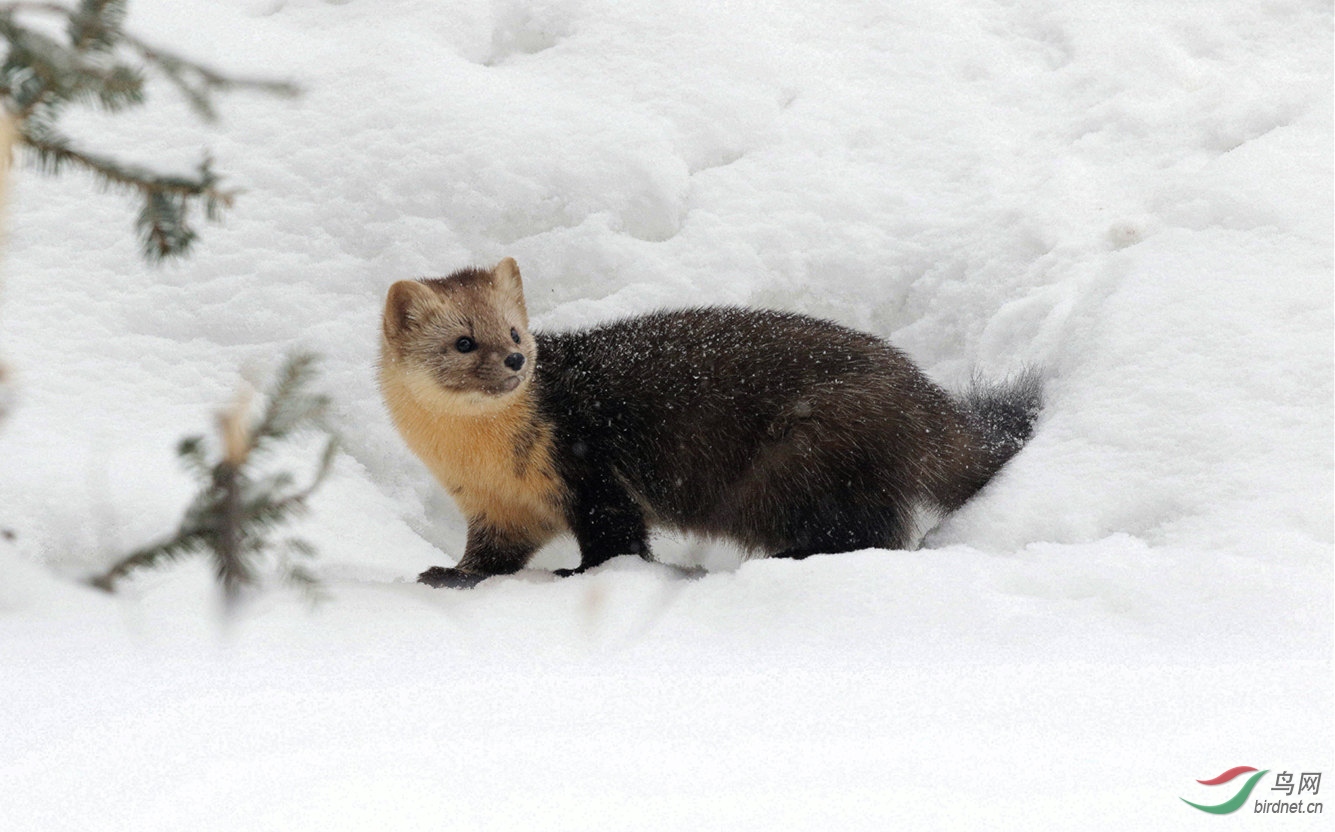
[1,0,1331,829]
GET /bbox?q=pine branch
[88,527,208,592]
[66,0,125,54]
[0,1,129,118]
[18,119,235,260]
[118,33,297,123]
[251,352,329,448]
[0,0,299,262]
[212,458,251,607]
[18,118,232,199]
[88,353,339,602]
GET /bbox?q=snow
[1,0,1330,829]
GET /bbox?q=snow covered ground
[1,0,1331,829]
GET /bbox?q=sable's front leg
[566,474,651,574]
[417,523,538,589]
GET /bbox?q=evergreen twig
[89,352,339,607]
[0,0,299,262]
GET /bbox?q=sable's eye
[510,328,521,344]
[455,336,476,353]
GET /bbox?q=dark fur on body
[539,308,1024,556]
[384,262,1040,589]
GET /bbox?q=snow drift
[0,1,1330,829]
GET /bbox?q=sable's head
[380,258,536,413]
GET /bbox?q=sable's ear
[491,257,528,326]
[383,280,438,339]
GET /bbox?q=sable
[379,258,1041,588]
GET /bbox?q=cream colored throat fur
[380,369,567,543]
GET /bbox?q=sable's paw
[665,563,708,580]
[417,566,489,589]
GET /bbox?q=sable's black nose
[504,352,525,371]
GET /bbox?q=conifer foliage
[90,353,339,605]
[0,0,297,261]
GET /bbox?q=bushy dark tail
[958,368,1043,468]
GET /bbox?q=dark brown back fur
[534,307,1012,555]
